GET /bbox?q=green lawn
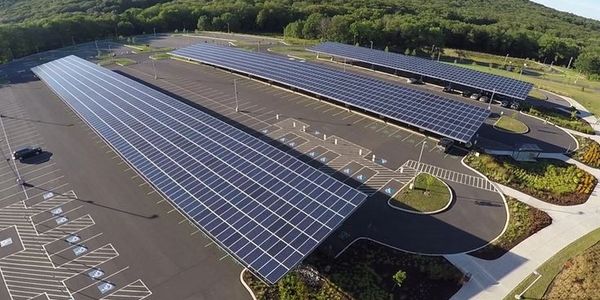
[493,116,529,134]
[447,62,600,117]
[149,52,172,60]
[98,57,136,66]
[442,48,544,72]
[391,173,451,213]
[504,227,600,300]
[124,44,174,53]
[268,45,319,60]
[469,196,552,260]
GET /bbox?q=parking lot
[0,90,156,299]
[0,77,250,299]
[110,54,508,254]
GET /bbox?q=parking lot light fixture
[489,89,495,110]
[152,60,158,80]
[370,41,373,49]
[418,140,426,167]
[234,79,239,112]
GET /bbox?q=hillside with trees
[1,0,599,77]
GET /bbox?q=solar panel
[170,44,490,143]
[31,55,367,284]
[308,42,534,101]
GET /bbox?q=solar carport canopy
[171,44,490,144]
[31,55,367,284]
[309,42,534,101]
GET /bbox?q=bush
[572,136,600,168]
[465,154,597,205]
[527,107,595,134]
[470,196,552,259]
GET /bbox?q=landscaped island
[390,173,452,213]
[465,153,597,205]
[244,240,463,300]
[470,196,552,260]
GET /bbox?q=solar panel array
[309,42,534,100]
[170,44,490,143]
[31,55,367,284]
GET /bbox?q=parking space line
[0,108,27,199]
[70,266,129,295]
[401,133,413,141]
[34,207,84,228]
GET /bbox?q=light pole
[234,79,239,112]
[227,22,230,34]
[567,56,573,69]
[370,40,373,49]
[152,60,158,80]
[504,53,509,64]
[418,140,426,167]
[489,89,495,110]
[515,271,541,299]
[519,63,527,80]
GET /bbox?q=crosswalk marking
[402,160,497,192]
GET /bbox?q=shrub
[465,154,597,205]
[527,107,595,134]
[572,136,600,168]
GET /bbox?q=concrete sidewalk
[555,93,600,135]
[447,180,600,300]
[446,95,600,299]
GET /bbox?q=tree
[302,13,323,39]
[196,15,209,31]
[283,20,304,38]
[256,1,291,32]
[325,15,353,42]
[575,46,600,78]
[349,20,377,45]
[393,270,407,288]
[538,35,579,65]
[422,174,437,195]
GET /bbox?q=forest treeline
[1,0,599,76]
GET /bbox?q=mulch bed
[244,239,464,300]
[469,200,552,260]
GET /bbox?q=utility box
[512,143,542,161]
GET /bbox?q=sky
[531,0,600,21]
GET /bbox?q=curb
[518,111,580,152]
[492,117,530,134]
[239,269,258,300]
[457,155,511,255]
[387,172,454,215]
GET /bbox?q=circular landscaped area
[493,116,530,134]
[390,173,452,213]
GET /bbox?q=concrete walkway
[446,96,600,300]
[553,93,600,136]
